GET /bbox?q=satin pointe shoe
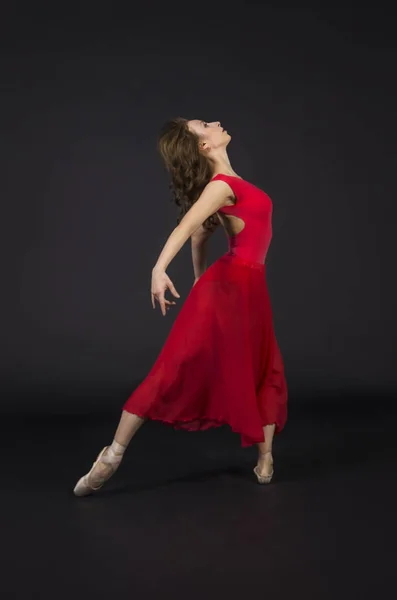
[73,446,123,497]
[253,451,274,485]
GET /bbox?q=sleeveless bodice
[212,174,273,264]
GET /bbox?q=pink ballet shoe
[253,451,274,484]
[73,446,123,497]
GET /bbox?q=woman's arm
[191,218,219,280]
[152,180,229,274]
[151,180,229,315]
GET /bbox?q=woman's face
[187,119,231,152]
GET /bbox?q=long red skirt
[123,253,288,447]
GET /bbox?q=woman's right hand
[151,267,180,316]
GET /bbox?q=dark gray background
[2,3,396,413]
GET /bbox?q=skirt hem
[122,406,286,448]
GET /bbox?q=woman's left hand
[151,268,180,316]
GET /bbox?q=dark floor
[1,396,396,599]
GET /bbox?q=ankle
[258,450,272,458]
[105,440,127,463]
[111,440,126,454]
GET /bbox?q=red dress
[122,174,288,447]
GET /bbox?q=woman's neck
[211,152,240,178]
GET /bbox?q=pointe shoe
[253,451,274,485]
[73,446,123,497]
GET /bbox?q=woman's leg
[114,410,146,446]
[256,423,275,476]
[87,411,146,478]
[73,411,146,495]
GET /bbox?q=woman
[73,118,288,496]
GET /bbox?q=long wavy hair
[157,117,219,232]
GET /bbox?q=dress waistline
[222,251,265,271]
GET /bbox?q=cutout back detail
[217,212,246,237]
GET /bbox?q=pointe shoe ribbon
[73,446,123,497]
[253,451,274,484]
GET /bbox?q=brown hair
[157,117,219,232]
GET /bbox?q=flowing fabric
[123,174,288,447]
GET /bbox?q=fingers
[167,279,180,299]
[152,293,166,312]
[151,297,177,316]
[160,298,177,316]
[154,293,174,317]
[156,291,165,316]
[170,285,180,299]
